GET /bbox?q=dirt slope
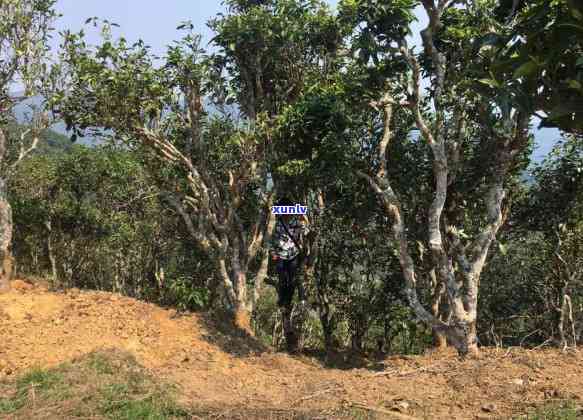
[1,279,583,419]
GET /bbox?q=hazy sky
[50,0,342,54]
[49,0,559,160]
[50,0,428,56]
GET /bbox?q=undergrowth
[0,349,188,419]
[518,400,581,420]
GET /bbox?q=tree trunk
[233,305,252,334]
[0,183,13,293]
[323,323,334,352]
[558,292,576,349]
[220,263,254,336]
[45,220,57,286]
[281,305,299,352]
[315,270,336,354]
[383,318,392,354]
[321,311,336,353]
[433,330,448,348]
[351,332,364,353]
[351,315,368,353]
[443,319,479,356]
[429,268,448,348]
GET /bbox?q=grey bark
[358,1,532,355]
[0,128,11,292]
[45,220,57,286]
[139,84,274,331]
[359,83,529,356]
[0,180,13,292]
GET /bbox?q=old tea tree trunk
[359,93,529,356]
[137,92,275,335]
[55,31,276,332]
[0,124,44,292]
[0,126,11,291]
[0,0,57,292]
[358,1,531,356]
[0,172,13,292]
[59,34,273,333]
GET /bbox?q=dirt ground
[1,279,583,419]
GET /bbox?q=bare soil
[1,279,583,419]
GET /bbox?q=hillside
[1,279,582,419]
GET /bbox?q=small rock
[544,388,561,399]
[393,401,410,412]
[481,403,497,413]
[510,378,524,386]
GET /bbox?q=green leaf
[513,61,538,78]
[478,79,500,89]
[570,6,583,21]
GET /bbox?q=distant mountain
[3,120,73,157]
[11,93,239,146]
[12,94,97,146]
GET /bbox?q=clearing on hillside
[1,279,583,419]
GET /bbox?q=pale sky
[50,0,427,56]
[48,0,558,160]
[50,0,341,55]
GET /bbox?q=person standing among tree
[270,197,310,351]
[270,197,309,307]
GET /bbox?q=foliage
[209,0,344,118]
[486,0,583,133]
[0,0,61,170]
[10,144,213,309]
[0,0,59,109]
[4,0,582,356]
[522,134,583,231]
[479,135,583,347]
[0,350,188,419]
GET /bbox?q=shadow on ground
[196,309,390,372]
[298,348,388,372]
[196,309,273,358]
[193,307,393,372]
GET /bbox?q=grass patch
[519,400,581,419]
[0,348,188,419]
[98,374,187,419]
[189,407,353,420]
[86,351,117,375]
[0,367,69,414]
[345,407,376,420]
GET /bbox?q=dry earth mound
[1,279,583,419]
